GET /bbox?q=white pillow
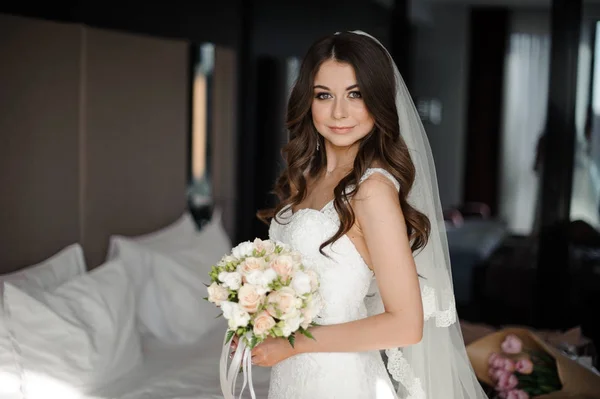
[3,259,142,395]
[0,243,87,399]
[109,209,232,344]
[107,212,197,259]
[1,243,86,295]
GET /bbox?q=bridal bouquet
[205,238,322,399]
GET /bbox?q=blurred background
[2,0,600,381]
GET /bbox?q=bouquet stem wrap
[220,331,256,399]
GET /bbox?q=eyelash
[314,91,362,100]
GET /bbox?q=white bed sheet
[90,321,271,399]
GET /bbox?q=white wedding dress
[267,168,400,399]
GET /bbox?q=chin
[324,133,366,149]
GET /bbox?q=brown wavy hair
[257,32,430,254]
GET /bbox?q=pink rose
[237,284,265,313]
[492,357,507,369]
[506,390,529,399]
[502,358,516,373]
[488,352,500,366]
[207,282,229,306]
[253,238,275,255]
[238,257,266,277]
[253,311,276,337]
[496,372,519,392]
[488,368,506,382]
[501,334,523,354]
[266,287,300,318]
[300,292,323,329]
[269,255,294,281]
[515,358,533,375]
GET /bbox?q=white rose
[232,241,255,259]
[218,271,243,290]
[253,311,276,338]
[238,257,266,277]
[221,301,251,329]
[290,270,311,295]
[245,269,277,293]
[253,238,276,255]
[305,269,320,292]
[218,255,238,266]
[237,284,265,314]
[261,268,278,286]
[301,292,323,329]
[280,311,303,337]
[269,255,294,281]
[266,287,301,318]
[207,282,229,306]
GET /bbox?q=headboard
[0,14,189,271]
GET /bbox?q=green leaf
[250,335,258,349]
[300,328,315,340]
[225,330,235,344]
[287,334,296,348]
[215,313,223,319]
[273,326,284,337]
[202,297,209,301]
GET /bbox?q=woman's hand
[250,336,297,367]
[229,335,239,357]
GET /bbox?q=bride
[233,31,488,399]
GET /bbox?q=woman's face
[311,59,375,149]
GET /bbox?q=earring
[316,141,320,151]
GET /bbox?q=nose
[332,97,348,119]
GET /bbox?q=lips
[329,126,355,134]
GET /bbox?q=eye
[348,91,362,99]
[315,92,332,100]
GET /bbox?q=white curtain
[499,13,550,235]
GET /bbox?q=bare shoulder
[353,171,400,205]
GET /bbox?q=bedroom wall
[0,15,83,272]
[0,14,189,271]
[83,27,188,267]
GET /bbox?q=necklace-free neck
[325,161,354,175]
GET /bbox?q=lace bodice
[268,168,399,325]
[266,168,401,399]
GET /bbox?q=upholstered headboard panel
[0,14,189,271]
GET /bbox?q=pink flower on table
[488,352,500,366]
[501,358,516,373]
[496,372,518,392]
[515,358,533,375]
[501,334,523,354]
[492,356,507,369]
[488,368,506,382]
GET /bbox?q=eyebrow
[313,84,359,91]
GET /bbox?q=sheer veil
[349,31,489,399]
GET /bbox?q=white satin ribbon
[220,331,257,399]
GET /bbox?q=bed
[1,14,246,398]
[90,322,271,399]
[1,211,271,399]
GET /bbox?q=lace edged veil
[351,30,489,399]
